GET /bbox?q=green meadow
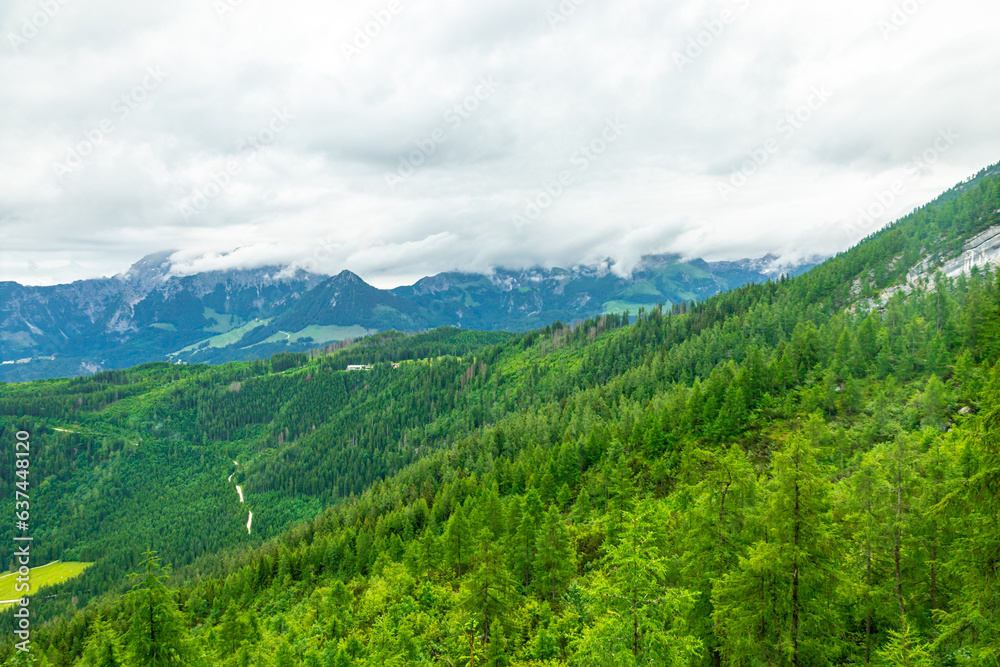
[0,561,92,610]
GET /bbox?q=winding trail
[229,461,252,534]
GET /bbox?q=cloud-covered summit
[1,0,998,287]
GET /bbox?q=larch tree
[532,507,574,602]
[463,527,518,645]
[79,617,124,667]
[845,448,893,664]
[444,504,472,579]
[122,550,201,667]
[678,445,757,666]
[936,366,1000,664]
[510,489,542,589]
[713,427,848,666]
[576,502,700,667]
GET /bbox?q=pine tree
[714,382,749,439]
[885,433,917,620]
[557,439,581,486]
[480,482,505,538]
[273,639,295,667]
[416,527,441,581]
[857,311,879,369]
[833,328,855,380]
[604,462,638,544]
[910,431,957,637]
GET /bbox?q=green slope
[2,165,1000,665]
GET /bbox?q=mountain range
[5,161,1000,665]
[0,252,817,381]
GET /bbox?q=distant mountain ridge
[0,252,816,381]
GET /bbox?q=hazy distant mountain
[392,254,814,331]
[0,252,816,381]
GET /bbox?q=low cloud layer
[1,0,998,287]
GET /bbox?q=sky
[1,0,998,288]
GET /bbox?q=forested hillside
[2,165,1000,665]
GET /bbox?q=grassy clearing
[203,307,238,334]
[170,318,272,355]
[0,561,93,610]
[264,324,372,345]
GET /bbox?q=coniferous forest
[2,165,1000,665]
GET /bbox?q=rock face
[908,224,1000,283]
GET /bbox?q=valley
[0,163,998,665]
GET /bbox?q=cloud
[1,0,999,287]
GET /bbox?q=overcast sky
[1,0,998,287]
